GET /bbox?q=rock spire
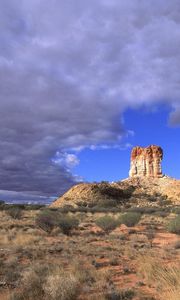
[129,145,163,178]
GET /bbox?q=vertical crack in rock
[129,145,163,178]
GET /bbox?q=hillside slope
[50,176,180,208]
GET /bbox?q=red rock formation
[129,145,163,178]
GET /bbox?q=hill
[50,176,180,208]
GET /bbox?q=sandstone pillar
[129,145,163,178]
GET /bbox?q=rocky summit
[129,145,163,178]
[50,145,179,208]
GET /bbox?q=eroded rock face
[129,145,163,178]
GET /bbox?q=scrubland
[0,202,179,300]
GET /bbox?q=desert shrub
[126,207,153,214]
[109,257,119,266]
[76,201,88,207]
[96,199,118,208]
[174,240,180,249]
[95,216,119,232]
[9,204,26,209]
[98,183,124,198]
[118,212,141,227]
[91,206,121,213]
[154,211,169,218]
[6,207,23,219]
[0,204,6,211]
[35,210,57,233]
[57,215,79,235]
[146,226,156,247]
[44,271,79,300]
[167,215,180,234]
[10,264,50,300]
[105,288,135,300]
[10,263,82,300]
[77,206,90,213]
[147,195,157,202]
[171,207,180,214]
[1,258,21,285]
[60,205,76,213]
[25,204,45,210]
[97,182,134,200]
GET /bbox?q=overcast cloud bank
[0,0,180,201]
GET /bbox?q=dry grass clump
[137,252,180,300]
[2,257,21,287]
[0,230,40,247]
[44,271,79,300]
[68,261,110,294]
[10,264,48,300]
[9,261,111,300]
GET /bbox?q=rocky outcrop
[50,144,180,208]
[50,182,133,208]
[129,145,163,178]
[50,176,180,208]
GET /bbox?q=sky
[0,0,179,204]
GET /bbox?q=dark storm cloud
[0,0,180,199]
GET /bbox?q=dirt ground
[0,208,179,300]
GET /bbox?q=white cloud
[52,152,80,169]
[90,143,132,151]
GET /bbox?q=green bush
[95,216,119,232]
[167,215,180,234]
[6,207,23,219]
[57,215,79,235]
[118,212,141,227]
